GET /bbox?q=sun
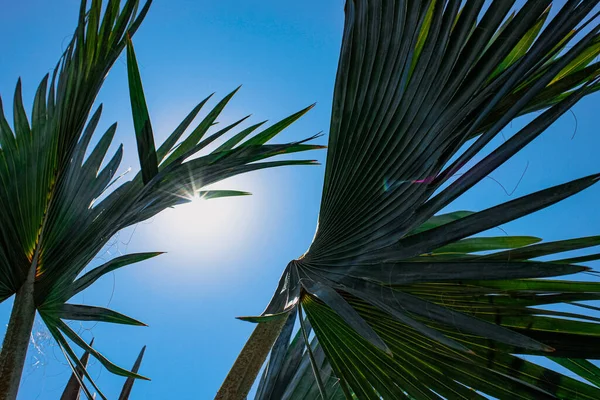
[177,194,234,231]
[138,177,266,266]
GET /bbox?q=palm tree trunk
[215,318,287,400]
[0,262,37,400]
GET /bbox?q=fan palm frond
[217,1,600,399]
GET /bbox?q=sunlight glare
[138,177,266,268]
[163,195,240,249]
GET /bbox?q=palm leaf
[60,339,94,400]
[233,1,600,399]
[0,0,322,397]
[60,343,146,400]
[119,346,146,400]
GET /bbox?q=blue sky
[1,1,599,399]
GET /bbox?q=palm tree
[217,1,600,399]
[0,0,321,398]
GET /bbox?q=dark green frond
[59,342,147,400]
[119,346,147,400]
[0,0,322,396]
[60,338,94,400]
[250,1,600,399]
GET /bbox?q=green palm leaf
[60,339,94,400]
[60,342,146,400]
[216,1,600,399]
[0,0,322,398]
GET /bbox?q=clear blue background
[0,1,599,399]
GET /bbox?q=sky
[0,1,599,399]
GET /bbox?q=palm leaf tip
[126,35,159,185]
[118,346,147,400]
[60,338,95,400]
[59,342,148,400]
